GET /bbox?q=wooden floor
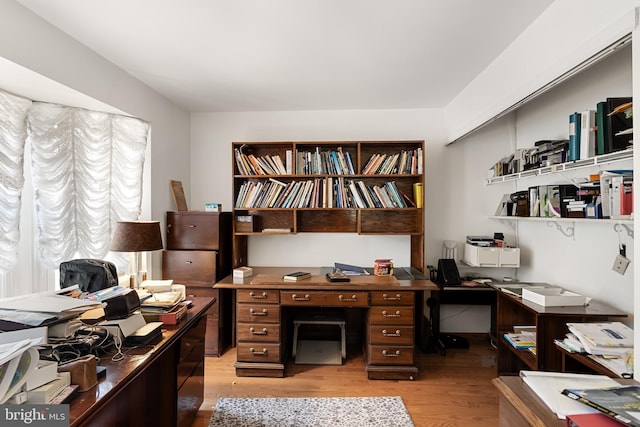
[190,333,499,427]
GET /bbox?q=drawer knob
[249,327,268,335]
[383,293,402,301]
[382,329,401,337]
[338,294,357,302]
[188,224,196,228]
[184,260,193,264]
[249,308,268,316]
[382,349,401,357]
[382,310,401,318]
[291,294,310,301]
[249,291,268,299]
[249,347,268,356]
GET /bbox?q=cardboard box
[522,287,587,307]
[233,266,253,278]
[236,215,254,232]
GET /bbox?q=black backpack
[60,259,118,293]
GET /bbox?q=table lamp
[111,221,163,288]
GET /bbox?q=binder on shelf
[595,101,609,155]
[580,109,596,160]
[569,112,581,161]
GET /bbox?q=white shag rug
[208,396,415,427]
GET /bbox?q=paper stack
[564,321,634,378]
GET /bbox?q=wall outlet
[612,254,630,275]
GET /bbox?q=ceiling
[15,0,554,113]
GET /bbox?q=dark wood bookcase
[494,287,627,376]
[231,140,425,272]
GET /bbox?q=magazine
[562,385,640,426]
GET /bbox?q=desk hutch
[225,141,431,379]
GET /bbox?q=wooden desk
[69,297,215,427]
[215,267,436,380]
[492,286,627,375]
[493,375,635,427]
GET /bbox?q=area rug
[208,396,415,427]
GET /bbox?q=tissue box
[522,287,587,307]
[233,266,253,278]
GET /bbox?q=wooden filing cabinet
[366,291,417,380]
[235,289,283,377]
[162,211,233,356]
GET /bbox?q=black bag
[60,259,118,293]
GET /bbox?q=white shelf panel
[487,149,633,185]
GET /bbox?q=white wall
[0,1,191,279]
[445,44,634,326]
[190,109,446,268]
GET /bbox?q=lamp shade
[111,221,164,252]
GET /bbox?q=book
[141,302,188,325]
[26,371,71,404]
[503,332,536,349]
[562,385,640,426]
[567,322,633,348]
[283,271,311,281]
[566,412,630,427]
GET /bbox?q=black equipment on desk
[60,259,118,292]
[436,258,461,286]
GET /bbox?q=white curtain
[27,103,150,269]
[0,90,32,272]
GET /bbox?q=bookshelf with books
[232,141,425,271]
[493,284,627,376]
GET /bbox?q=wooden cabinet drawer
[369,306,414,325]
[281,291,369,307]
[370,291,414,306]
[162,250,217,284]
[237,303,280,323]
[368,345,414,365]
[167,211,222,250]
[368,325,414,346]
[237,323,280,343]
[237,343,281,363]
[237,289,280,304]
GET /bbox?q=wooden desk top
[69,296,215,427]
[493,375,636,427]
[215,267,438,291]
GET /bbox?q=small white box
[233,266,253,278]
[464,243,500,267]
[522,287,587,307]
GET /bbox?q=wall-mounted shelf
[486,149,633,185]
[490,216,634,239]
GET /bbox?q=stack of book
[138,285,186,325]
[557,321,634,378]
[503,325,536,355]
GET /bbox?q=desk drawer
[237,343,281,363]
[369,306,414,326]
[237,303,280,324]
[281,291,368,307]
[370,291,414,306]
[237,289,280,304]
[237,323,280,343]
[368,345,414,365]
[369,325,414,346]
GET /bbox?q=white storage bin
[499,247,520,267]
[464,243,500,267]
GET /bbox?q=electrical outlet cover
[612,254,630,275]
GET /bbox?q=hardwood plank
[190,333,499,426]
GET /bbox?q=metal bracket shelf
[486,149,633,185]
[489,216,634,240]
